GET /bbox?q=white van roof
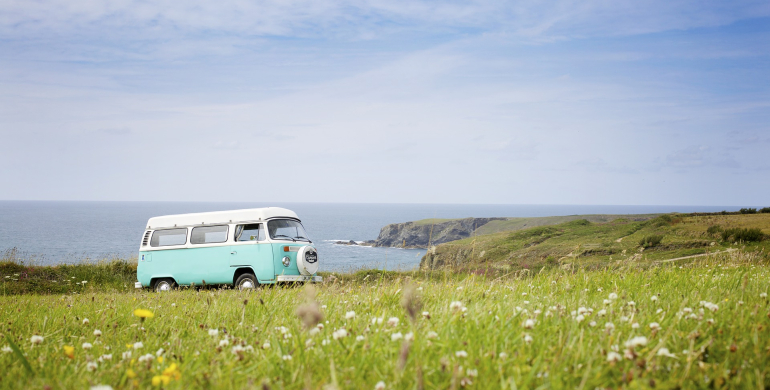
[146,207,299,229]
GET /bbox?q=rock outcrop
[365,218,504,248]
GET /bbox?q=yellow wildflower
[158,356,164,363]
[126,368,136,378]
[152,375,170,386]
[133,309,154,318]
[63,345,75,359]
[162,363,182,380]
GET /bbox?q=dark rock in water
[334,240,359,246]
[370,218,505,249]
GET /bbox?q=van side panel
[138,247,233,286]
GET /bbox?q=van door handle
[231,251,237,255]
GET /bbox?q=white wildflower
[374,381,386,390]
[603,299,611,306]
[455,350,468,358]
[597,309,606,317]
[449,301,464,312]
[90,385,113,390]
[606,351,623,362]
[345,311,356,320]
[93,329,102,337]
[208,329,219,336]
[391,332,403,341]
[632,323,639,329]
[651,296,658,302]
[761,293,767,298]
[575,314,585,323]
[426,331,438,339]
[262,342,271,349]
[649,322,661,331]
[605,322,615,331]
[524,319,535,329]
[498,352,508,359]
[82,342,93,350]
[422,311,430,318]
[86,362,98,372]
[1,346,12,353]
[282,354,292,361]
[625,336,648,348]
[309,328,321,336]
[467,368,478,377]
[609,293,618,300]
[156,348,164,356]
[82,318,90,325]
[657,347,676,358]
[219,339,229,347]
[405,332,414,342]
[133,342,143,349]
[387,317,400,327]
[332,328,348,340]
[523,334,533,344]
[356,335,365,342]
[627,301,636,307]
[30,335,44,345]
[121,351,132,360]
[137,353,154,363]
[589,321,597,327]
[98,354,112,362]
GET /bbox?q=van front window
[267,220,310,242]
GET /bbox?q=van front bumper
[276,275,323,283]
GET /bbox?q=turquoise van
[135,207,321,291]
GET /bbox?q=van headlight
[282,256,291,267]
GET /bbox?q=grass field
[2,250,769,389]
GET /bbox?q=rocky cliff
[365,218,504,248]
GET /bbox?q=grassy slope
[1,253,768,389]
[408,214,659,232]
[423,213,770,271]
[476,214,661,235]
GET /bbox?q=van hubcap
[157,282,171,291]
[240,280,255,289]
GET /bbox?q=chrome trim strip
[276,275,322,282]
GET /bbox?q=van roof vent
[141,230,152,246]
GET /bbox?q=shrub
[760,207,770,214]
[739,208,757,214]
[639,234,664,248]
[706,225,723,236]
[721,228,764,243]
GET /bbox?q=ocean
[0,201,742,271]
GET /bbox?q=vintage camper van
[135,207,321,291]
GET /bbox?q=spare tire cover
[297,246,319,276]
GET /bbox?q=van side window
[191,225,229,244]
[150,228,188,247]
[235,224,265,241]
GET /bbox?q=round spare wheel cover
[297,246,319,276]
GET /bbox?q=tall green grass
[1,251,769,389]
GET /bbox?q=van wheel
[235,274,258,290]
[153,278,176,292]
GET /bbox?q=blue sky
[0,0,768,205]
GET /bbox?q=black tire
[153,278,177,292]
[235,273,258,290]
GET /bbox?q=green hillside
[421,213,770,271]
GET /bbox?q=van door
[230,223,275,282]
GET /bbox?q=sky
[0,0,768,206]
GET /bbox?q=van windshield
[267,219,311,242]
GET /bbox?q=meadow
[2,250,769,389]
